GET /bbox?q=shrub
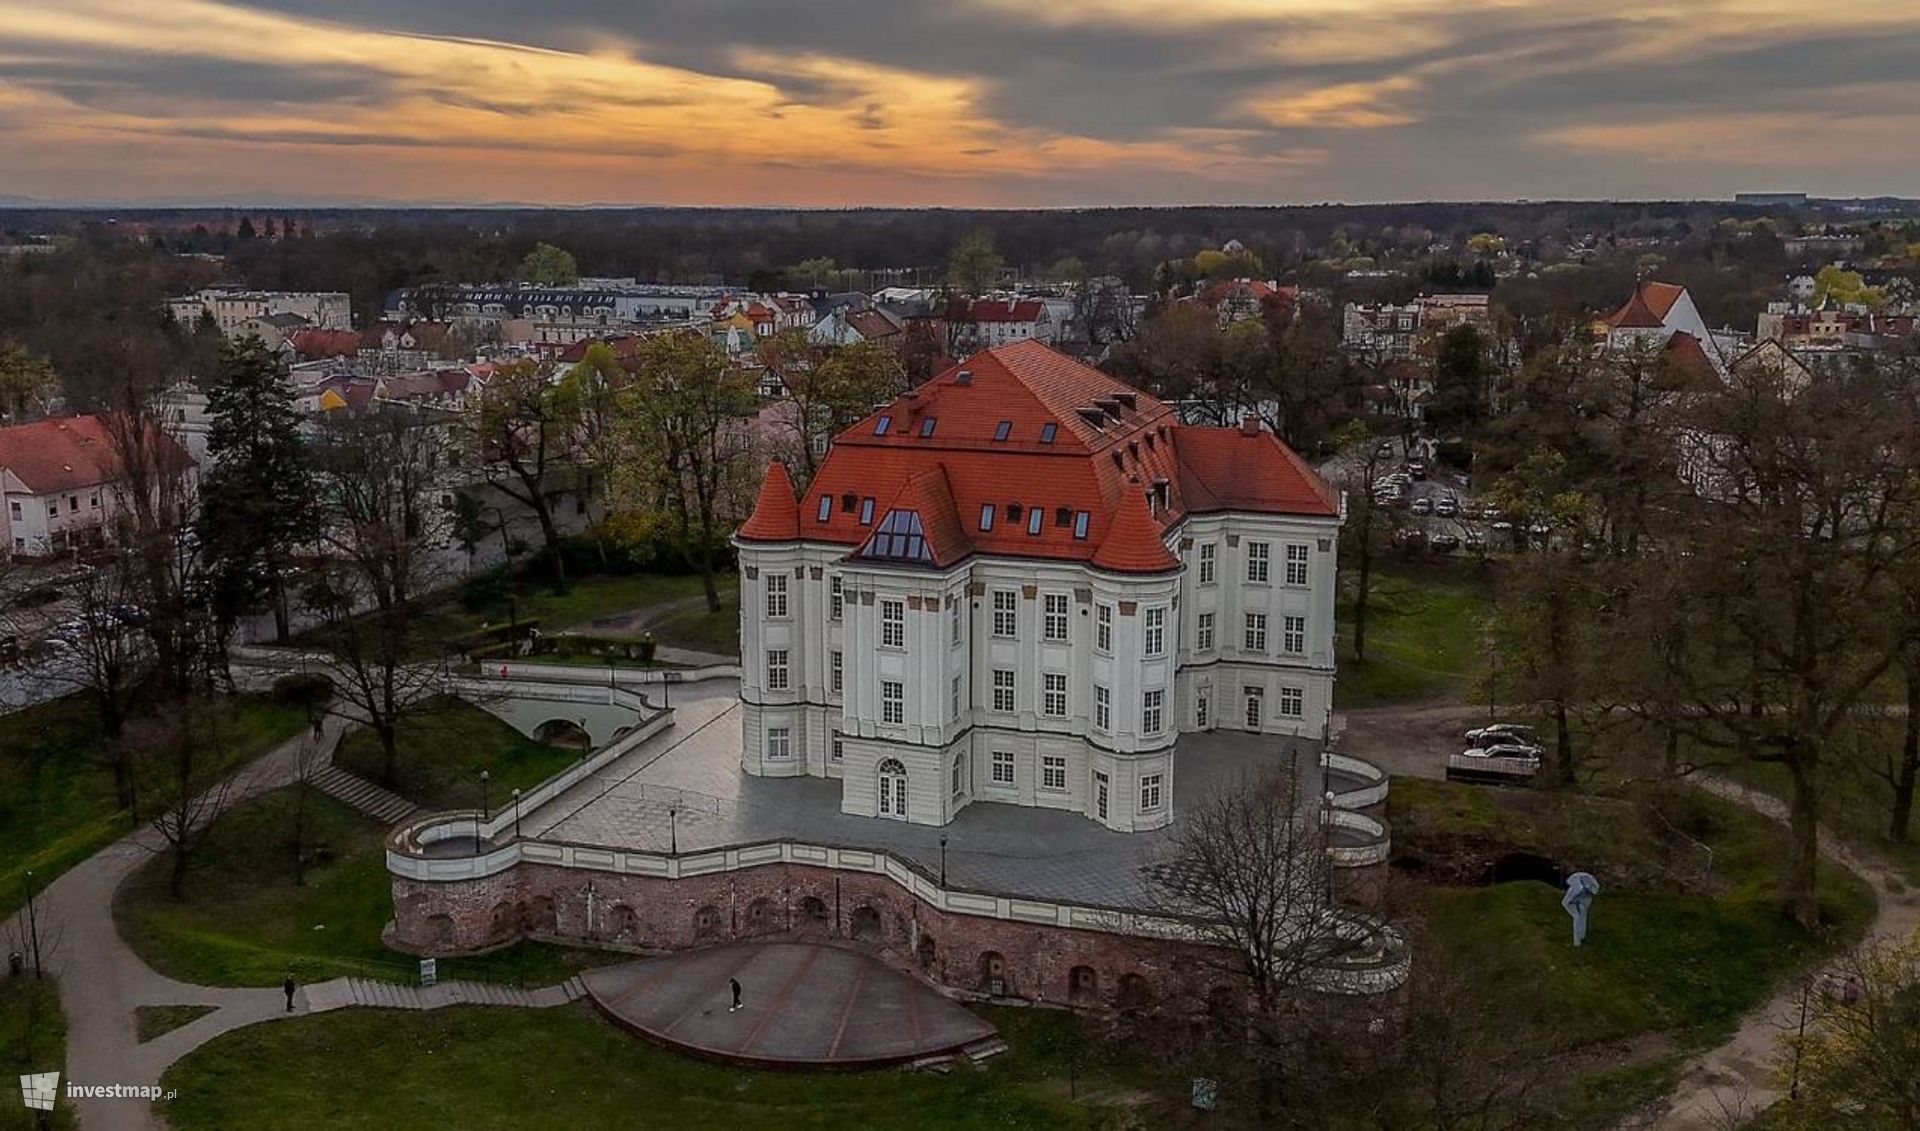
[269,673,333,710]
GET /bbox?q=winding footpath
[1637,775,1920,1130]
[0,715,581,1131]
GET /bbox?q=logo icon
[20,1072,58,1112]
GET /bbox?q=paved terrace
[512,680,1369,913]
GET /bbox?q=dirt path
[1630,775,1920,1129]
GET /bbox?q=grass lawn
[1718,736,1920,888]
[333,697,580,811]
[1391,778,1875,1127]
[161,1002,1175,1131]
[0,692,308,920]
[0,975,69,1131]
[646,585,741,656]
[115,787,619,989]
[135,1004,215,1044]
[1335,556,1491,708]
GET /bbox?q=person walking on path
[283,973,297,1013]
[729,977,742,1013]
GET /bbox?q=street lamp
[511,788,523,841]
[480,769,491,820]
[23,869,43,980]
[939,835,949,887]
[669,805,678,855]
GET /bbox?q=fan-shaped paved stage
[582,942,998,1069]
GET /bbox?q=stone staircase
[305,976,588,1014]
[310,765,421,826]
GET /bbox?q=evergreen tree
[197,338,317,641]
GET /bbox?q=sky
[0,0,1916,207]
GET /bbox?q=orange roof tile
[1092,487,1179,574]
[752,343,1337,568]
[738,460,800,542]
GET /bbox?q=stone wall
[393,861,1240,1010]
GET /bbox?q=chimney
[1240,415,1261,437]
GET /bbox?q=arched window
[877,758,908,819]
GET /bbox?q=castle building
[733,341,1343,833]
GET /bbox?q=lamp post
[512,788,523,841]
[669,805,679,855]
[23,869,42,980]
[480,769,491,820]
[939,835,949,887]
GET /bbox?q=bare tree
[1770,937,1920,1129]
[465,358,580,594]
[101,394,207,698]
[54,568,149,810]
[133,695,239,899]
[1146,767,1351,1119]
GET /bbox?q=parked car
[1463,742,1545,762]
[1467,723,1538,748]
[1408,459,1428,481]
[1429,532,1460,553]
[28,636,75,663]
[49,619,89,643]
[1465,531,1487,554]
[1392,528,1427,549]
[1434,494,1459,518]
[1409,497,1433,516]
[107,603,149,626]
[1461,501,1483,519]
[1375,443,1395,459]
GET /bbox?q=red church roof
[1606,281,1688,329]
[737,342,1336,573]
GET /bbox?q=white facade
[169,289,351,336]
[735,510,1339,833]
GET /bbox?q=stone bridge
[444,677,658,747]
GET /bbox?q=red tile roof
[288,328,361,359]
[739,342,1338,572]
[959,299,1047,323]
[0,415,194,495]
[1092,487,1180,573]
[739,460,800,541]
[1606,281,1688,329]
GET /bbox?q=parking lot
[1323,438,1551,557]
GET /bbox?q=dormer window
[1055,506,1073,528]
[841,493,858,513]
[920,417,937,438]
[1039,423,1057,444]
[993,421,1012,442]
[1007,503,1023,524]
[875,416,893,435]
[1111,453,1124,471]
[979,504,996,531]
[817,496,832,522]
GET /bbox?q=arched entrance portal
[877,758,908,820]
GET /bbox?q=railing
[1323,751,1390,809]
[1323,808,1391,868]
[1445,752,1539,784]
[482,661,742,686]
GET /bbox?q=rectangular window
[1198,542,1216,584]
[1042,673,1068,718]
[1285,543,1310,586]
[1039,423,1057,444]
[1096,604,1113,652]
[1280,686,1304,719]
[1143,689,1164,734]
[1073,511,1090,539]
[7,502,17,519]
[1027,508,1043,535]
[830,575,843,620]
[765,573,789,618]
[67,496,76,512]
[991,750,1015,786]
[859,498,874,524]
[1144,606,1165,657]
[1245,685,1264,729]
[950,597,962,645]
[1043,593,1068,642]
[979,503,995,531]
[1141,773,1163,812]
[830,650,843,693]
[766,649,789,691]
[1094,684,1111,731]
[992,590,1018,637]
[1041,755,1067,792]
[46,501,56,517]
[874,415,893,435]
[881,680,904,725]
[831,735,844,762]
[1244,613,1267,653]
[89,494,99,508]
[993,420,1012,441]
[880,599,905,649]
[1247,541,1270,583]
[992,669,1016,713]
[1284,615,1306,655]
[952,755,965,797]
[817,495,832,522]
[920,417,937,437]
[1197,612,1215,651]
[766,726,792,760]
[951,675,962,720]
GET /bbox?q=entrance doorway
[877,758,908,820]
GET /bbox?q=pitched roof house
[0,415,197,558]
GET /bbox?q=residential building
[0,415,197,558]
[1342,293,1490,359]
[167,288,351,337]
[949,299,1055,352]
[734,341,1342,833]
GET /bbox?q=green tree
[610,333,760,612]
[946,230,1004,298]
[465,358,583,593]
[1424,323,1492,437]
[197,337,319,642]
[0,343,57,420]
[518,242,580,286]
[1813,264,1885,309]
[793,257,840,290]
